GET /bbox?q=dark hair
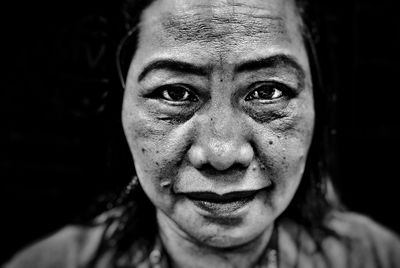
[88,0,340,266]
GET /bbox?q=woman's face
[122,0,314,248]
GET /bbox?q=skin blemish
[259,162,267,171]
[141,148,146,153]
[269,140,273,145]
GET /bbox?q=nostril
[198,163,247,176]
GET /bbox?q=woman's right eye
[153,84,198,103]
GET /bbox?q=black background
[1,0,399,263]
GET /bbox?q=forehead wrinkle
[161,11,286,44]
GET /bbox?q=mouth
[183,189,264,215]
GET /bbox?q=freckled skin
[122,0,314,266]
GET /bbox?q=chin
[184,209,274,249]
[195,220,271,249]
[160,192,277,249]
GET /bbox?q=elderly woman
[5,0,400,267]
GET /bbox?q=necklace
[149,226,279,268]
[255,225,279,268]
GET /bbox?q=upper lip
[183,189,263,203]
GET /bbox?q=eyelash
[245,82,293,102]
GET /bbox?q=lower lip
[190,196,255,215]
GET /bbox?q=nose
[188,109,254,171]
[189,142,253,171]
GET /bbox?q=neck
[156,210,274,268]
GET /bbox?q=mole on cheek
[269,140,273,145]
[260,163,267,171]
[141,148,146,153]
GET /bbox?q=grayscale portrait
[2,0,400,267]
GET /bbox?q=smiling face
[122,0,314,248]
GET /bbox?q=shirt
[4,211,400,268]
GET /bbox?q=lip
[184,189,263,215]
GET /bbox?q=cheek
[122,104,192,202]
[254,109,314,197]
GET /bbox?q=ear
[116,27,140,89]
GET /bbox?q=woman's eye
[157,85,198,102]
[245,83,289,101]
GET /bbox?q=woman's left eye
[245,83,289,102]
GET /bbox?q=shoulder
[279,211,400,268]
[326,211,400,267]
[4,224,106,268]
[326,211,400,248]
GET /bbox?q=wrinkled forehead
[139,0,302,47]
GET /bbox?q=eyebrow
[235,55,305,81]
[137,54,305,82]
[138,60,208,82]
